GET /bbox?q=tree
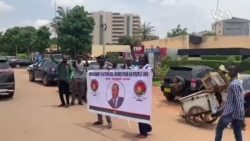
[2,27,22,55]
[140,22,155,41]
[118,36,141,61]
[51,6,70,51]
[32,26,51,53]
[19,26,36,57]
[56,5,94,57]
[167,24,188,37]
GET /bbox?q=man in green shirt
[51,54,74,108]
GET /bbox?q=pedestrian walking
[92,56,112,129]
[70,56,88,105]
[215,66,245,141]
[51,54,74,108]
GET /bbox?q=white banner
[87,69,153,124]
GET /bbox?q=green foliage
[163,55,172,60]
[32,26,51,53]
[55,6,94,57]
[167,24,188,37]
[1,26,51,56]
[105,52,119,62]
[118,36,141,46]
[180,55,188,61]
[239,57,250,72]
[201,55,242,61]
[140,22,155,41]
[153,65,168,82]
[17,53,28,59]
[0,52,8,56]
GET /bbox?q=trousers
[138,123,152,136]
[215,115,243,141]
[58,80,70,105]
[97,114,111,123]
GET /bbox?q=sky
[0,0,249,38]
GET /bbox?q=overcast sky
[0,0,249,38]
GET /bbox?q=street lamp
[101,23,107,56]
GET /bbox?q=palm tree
[140,22,155,41]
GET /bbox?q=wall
[143,35,250,49]
[91,44,130,57]
[142,35,189,49]
[189,36,250,49]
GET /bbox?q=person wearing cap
[50,54,74,108]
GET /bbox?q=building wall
[190,36,250,48]
[142,35,190,49]
[91,44,130,57]
[143,35,250,49]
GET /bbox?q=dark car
[9,59,34,68]
[161,65,214,101]
[29,59,58,86]
[240,74,250,116]
[0,58,15,98]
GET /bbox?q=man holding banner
[87,54,153,137]
[92,56,112,129]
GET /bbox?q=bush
[201,55,242,61]
[162,59,241,70]
[0,52,8,56]
[239,57,250,72]
[17,53,28,59]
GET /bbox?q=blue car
[29,59,58,86]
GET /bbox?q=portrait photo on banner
[106,81,125,109]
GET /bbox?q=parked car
[0,58,15,98]
[161,65,214,101]
[9,59,34,68]
[240,74,250,117]
[29,59,58,86]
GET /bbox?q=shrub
[17,53,28,59]
[201,55,242,61]
[0,52,8,56]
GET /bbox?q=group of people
[50,53,153,139]
[50,55,88,108]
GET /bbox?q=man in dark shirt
[51,55,74,108]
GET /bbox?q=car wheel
[43,74,50,86]
[16,64,20,68]
[29,72,35,82]
[8,92,14,98]
[165,93,175,101]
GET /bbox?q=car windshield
[0,60,10,69]
[167,67,193,79]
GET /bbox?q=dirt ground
[0,69,249,141]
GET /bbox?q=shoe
[93,121,103,125]
[78,102,83,105]
[70,102,74,106]
[107,123,112,129]
[65,104,69,108]
[58,104,65,107]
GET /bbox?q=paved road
[0,69,249,141]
